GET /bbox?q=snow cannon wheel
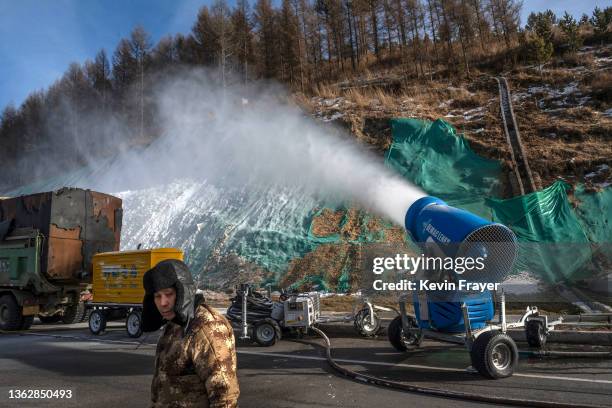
[354,307,381,337]
[525,319,547,348]
[253,318,281,347]
[387,315,420,352]
[89,310,107,335]
[470,331,518,379]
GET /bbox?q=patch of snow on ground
[527,81,580,99]
[594,56,612,66]
[463,107,485,121]
[322,112,344,122]
[585,164,611,188]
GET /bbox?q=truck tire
[354,307,381,337]
[0,295,23,331]
[253,318,280,347]
[61,304,80,324]
[470,331,518,379]
[387,315,420,352]
[89,310,107,335]
[72,302,88,323]
[20,315,34,330]
[525,320,547,348]
[39,315,62,324]
[126,310,143,338]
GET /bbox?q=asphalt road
[0,320,611,408]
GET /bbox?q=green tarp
[486,181,593,282]
[386,118,502,218]
[574,184,612,243]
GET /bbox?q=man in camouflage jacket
[142,259,239,408]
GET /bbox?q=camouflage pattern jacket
[151,304,239,408]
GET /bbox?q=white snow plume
[96,69,424,226]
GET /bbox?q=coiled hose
[226,291,274,323]
[310,326,608,408]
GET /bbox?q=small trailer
[227,284,397,346]
[87,248,183,337]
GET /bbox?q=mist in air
[94,69,424,226]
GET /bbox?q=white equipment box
[283,293,320,328]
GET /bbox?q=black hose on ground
[310,326,607,408]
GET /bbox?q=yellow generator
[87,248,183,337]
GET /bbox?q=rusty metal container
[0,188,122,284]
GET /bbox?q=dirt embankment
[299,44,611,196]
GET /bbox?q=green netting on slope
[337,263,351,293]
[574,184,612,243]
[486,181,593,282]
[574,184,612,266]
[386,118,502,218]
[233,230,318,274]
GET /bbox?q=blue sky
[0,0,608,111]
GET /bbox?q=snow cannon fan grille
[456,224,518,283]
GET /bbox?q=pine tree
[129,26,152,140]
[590,7,612,37]
[192,6,218,66]
[210,0,233,87]
[254,0,281,78]
[280,0,300,83]
[526,10,555,43]
[528,34,553,74]
[559,12,582,54]
[231,0,255,83]
[112,38,138,95]
[525,9,555,73]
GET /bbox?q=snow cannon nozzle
[404,196,518,282]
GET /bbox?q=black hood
[142,259,199,332]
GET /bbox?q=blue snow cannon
[404,196,518,332]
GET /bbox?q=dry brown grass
[557,52,595,69]
[545,68,581,85]
[565,106,596,120]
[314,82,339,99]
[342,86,404,112]
[450,94,482,109]
[374,88,395,108]
[344,87,372,108]
[589,71,612,103]
[290,92,314,112]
